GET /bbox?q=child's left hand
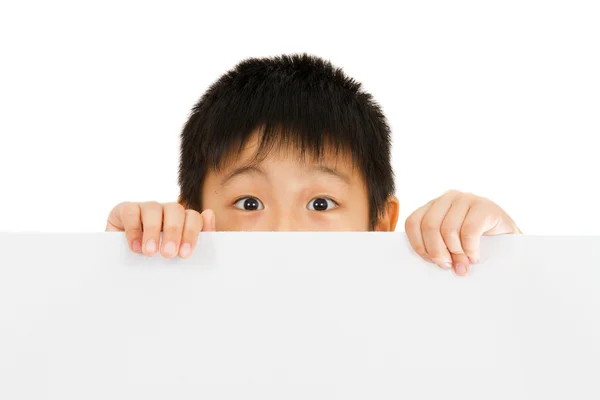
[404,190,521,276]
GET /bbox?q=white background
[0,0,598,234]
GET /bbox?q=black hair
[178,53,395,229]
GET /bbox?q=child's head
[178,54,398,231]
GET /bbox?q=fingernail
[441,262,453,270]
[145,239,157,254]
[455,263,467,275]
[132,240,141,253]
[163,241,176,257]
[179,243,191,258]
[470,256,479,264]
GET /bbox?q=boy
[106,54,521,276]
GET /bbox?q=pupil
[244,198,259,210]
[313,198,328,211]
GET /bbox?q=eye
[233,196,264,211]
[307,197,338,211]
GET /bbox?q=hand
[405,190,521,276]
[105,201,215,258]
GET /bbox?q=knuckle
[445,189,461,196]
[461,229,479,238]
[461,224,479,236]
[421,218,438,232]
[144,201,162,211]
[412,245,427,258]
[185,209,201,217]
[429,251,447,261]
[142,224,161,233]
[126,228,143,237]
[404,215,418,230]
[164,202,184,213]
[440,223,458,238]
[460,235,478,248]
[454,191,466,200]
[116,201,129,210]
[163,225,181,237]
[461,192,477,202]
[184,209,202,225]
[448,247,465,255]
[464,250,478,258]
[120,202,138,218]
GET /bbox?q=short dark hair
[178,53,395,229]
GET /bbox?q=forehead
[214,129,359,173]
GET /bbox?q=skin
[106,137,521,276]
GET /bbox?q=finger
[421,192,459,270]
[179,209,204,258]
[440,196,471,256]
[451,253,471,276]
[461,203,501,264]
[439,195,473,275]
[404,201,434,263]
[106,203,126,231]
[201,209,216,232]
[161,202,185,258]
[106,202,143,253]
[140,201,163,257]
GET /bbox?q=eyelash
[308,197,339,212]
[317,196,339,206]
[232,196,340,209]
[232,196,264,210]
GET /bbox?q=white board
[1,233,599,399]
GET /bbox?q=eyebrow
[219,164,351,186]
[312,165,351,185]
[220,165,267,186]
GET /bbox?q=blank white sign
[1,233,599,399]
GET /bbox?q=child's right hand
[105,202,215,258]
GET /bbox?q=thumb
[201,209,216,232]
